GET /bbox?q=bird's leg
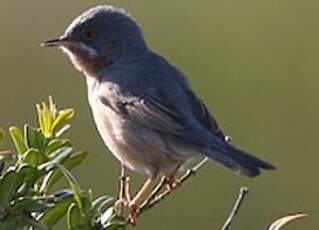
[115,165,130,212]
[140,176,166,209]
[145,172,188,207]
[129,176,159,225]
[139,173,178,212]
[124,176,131,203]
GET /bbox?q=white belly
[86,76,186,177]
[92,100,184,176]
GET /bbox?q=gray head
[43,5,147,74]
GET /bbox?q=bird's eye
[84,29,96,40]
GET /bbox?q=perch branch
[138,157,209,216]
[221,186,250,230]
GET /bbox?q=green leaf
[22,148,46,167]
[105,217,127,230]
[52,189,74,201]
[67,203,93,230]
[13,197,48,213]
[51,109,75,135]
[48,146,73,163]
[0,216,23,230]
[0,170,24,207]
[9,126,27,153]
[100,207,114,226]
[38,195,74,227]
[102,208,127,230]
[46,138,72,155]
[38,147,73,174]
[19,215,49,230]
[55,124,71,137]
[81,196,92,216]
[90,195,114,218]
[1,214,48,230]
[18,164,41,194]
[24,125,48,150]
[43,151,88,191]
[38,147,73,173]
[55,164,83,210]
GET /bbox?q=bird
[42,5,275,224]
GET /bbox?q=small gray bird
[43,5,274,223]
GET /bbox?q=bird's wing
[99,92,186,135]
[182,86,225,139]
[97,75,215,148]
[97,53,225,145]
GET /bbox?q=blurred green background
[0,0,318,229]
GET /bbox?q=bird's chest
[87,79,144,167]
[85,76,186,176]
[87,80,129,145]
[91,99,129,146]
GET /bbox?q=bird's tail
[205,141,275,177]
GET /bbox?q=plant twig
[221,186,249,230]
[268,212,307,230]
[138,157,209,216]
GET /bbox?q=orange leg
[129,176,159,225]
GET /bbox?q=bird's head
[42,5,147,75]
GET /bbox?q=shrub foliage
[0,97,125,230]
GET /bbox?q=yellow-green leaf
[49,96,57,119]
[51,109,75,134]
[9,126,27,153]
[41,102,53,138]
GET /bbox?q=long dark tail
[206,141,275,177]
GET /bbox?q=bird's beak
[41,36,70,48]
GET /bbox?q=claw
[115,197,128,208]
[129,202,138,225]
[165,176,177,191]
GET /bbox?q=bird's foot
[115,197,128,209]
[128,202,139,226]
[164,176,177,191]
[115,174,131,212]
